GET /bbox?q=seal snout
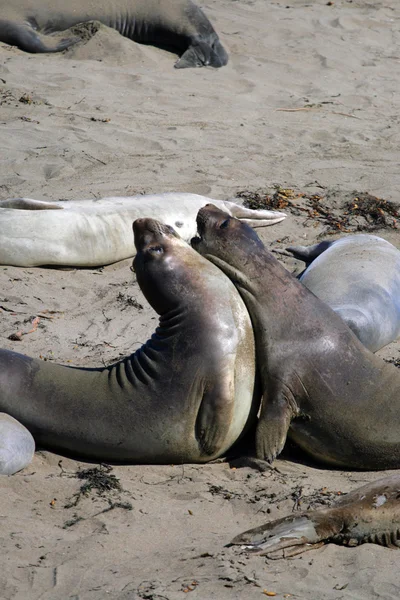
[133,218,179,252]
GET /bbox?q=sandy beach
[0,0,400,598]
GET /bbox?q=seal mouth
[133,218,180,252]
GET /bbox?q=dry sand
[0,0,400,598]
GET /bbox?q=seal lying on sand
[0,218,258,475]
[0,0,228,68]
[287,235,400,352]
[231,475,400,557]
[0,194,285,268]
[193,205,400,469]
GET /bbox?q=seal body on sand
[0,218,258,474]
[0,0,228,68]
[231,475,400,557]
[0,193,285,268]
[287,235,400,352]
[193,204,400,469]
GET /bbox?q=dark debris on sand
[384,357,400,368]
[64,463,123,508]
[62,464,132,528]
[238,187,399,235]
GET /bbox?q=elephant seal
[287,235,400,352]
[0,193,285,268]
[0,218,258,474]
[0,413,35,476]
[0,0,228,68]
[193,204,400,469]
[231,474,400,558]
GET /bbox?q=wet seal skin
[0,218,258,474]
[287,234,400,352]
[0,194,286,268]
[192,204,400,469]
[230,475,400,558]
[0,0,228,68]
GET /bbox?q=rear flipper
[223,201,286,226]
[0,20,79,53]
[175,37,228,69]
[286,240,333,265]
[0,198,63,210]
[0,413,35,475]
[231,512,339,559]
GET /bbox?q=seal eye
[148,245,164,255]
[220,219,230,229]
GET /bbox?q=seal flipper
[286,241,333,265]
[256,381,299,463]
[0,20,79,53]
[223,201,286,226]
[195,380,234,456]
[0,198,63,210]
[0,413,35,475]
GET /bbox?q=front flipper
[0,413,35,475]
[195,380,234,457]
[256,383,298,462]
[231,510,340,559]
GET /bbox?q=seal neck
[106,303,203,390]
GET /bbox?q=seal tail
[230,510,341,559]
[0,20,79,53]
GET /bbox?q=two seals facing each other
[0,193,286,268]
[287,235,400,352]
[193,205,400,470]
[0,218,258,475]
[0,0,228,68]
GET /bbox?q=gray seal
[231,474,400,558]
[0,218,257,474]
[287,235,400,352]
[0,0,228,68]
[193,204,400,469]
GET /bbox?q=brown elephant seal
[0,193,285,268]
[192,204,400,469]
[287,235,400,352]
[0,0,228,68]
[231,475,400,558]
[0,218,258,475]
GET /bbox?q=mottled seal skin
[0,218,258,474]
[0,194,285,268]
[231,475,400,558]
[287,235,400,352]
[193,205,400,469]
[0,0,228,68]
